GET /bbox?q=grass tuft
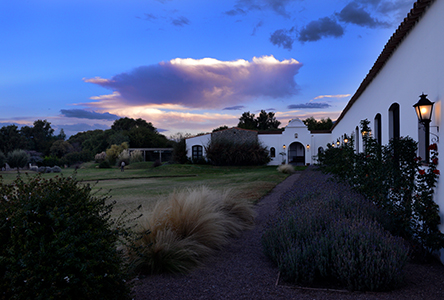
[277,164,295,174]
[127,186,256,274]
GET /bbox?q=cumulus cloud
[337,2,389,28]
[298,16,344,42]
[84,55,302,109]
[60,109,119,120]
[171,16,190,26]
[223,105,245,110]
[287,102,331,109]
[270,28,295,50]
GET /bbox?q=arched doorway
[289,142,305,165]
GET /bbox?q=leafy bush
[0,175,132,300]
[0,151,5,168]
[106,142,128,166]
[95,151,107,163]
[6,149,30,172]
[152,159,162,168]
[317,119,444,255]
[205,138,270,166]
[41,155,60,167]
[262,169,408,292]
[99,160,112,169]
[130,150,144,163]
[277,164,295,174]
[127,186,256,274]
[117,149,130,166]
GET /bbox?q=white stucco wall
[331,0,444,257]
[185,133,211,160]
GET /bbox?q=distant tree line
[0,117,175,170]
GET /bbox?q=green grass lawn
[0,162,304,218]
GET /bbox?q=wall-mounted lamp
[306,144,310,150]
[336,141,340,146]
[283,144,286,150]
[344,138,349,144]
[331,142,335,147]
[413,93,435,162]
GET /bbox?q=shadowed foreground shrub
[127,186,256,274]
[262,188,408,292]
[0,175,132,300]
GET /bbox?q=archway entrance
[289,142,305,165]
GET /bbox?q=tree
[212,125,229,132]
[238,110,281,131]
[0,125,26,154]
[237,112,257,130]
[303,117,333,131]
[7,149,30,172]
[256,110,281,130]
[0,151,6,169]
[50,140,74,158]
[111,117,156,132]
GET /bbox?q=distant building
[187,0,444,259]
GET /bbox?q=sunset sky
[1,0,416,138]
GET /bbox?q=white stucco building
[187,0,443,256]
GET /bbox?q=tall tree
[256,110,281,130]
[302,117,333,131]
[237,112,257,130]
[238,110,281,131]
[0,125,26,154]
[111,117,156,132]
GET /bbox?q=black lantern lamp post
[413,93,434,162]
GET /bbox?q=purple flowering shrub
[262,168,408,291]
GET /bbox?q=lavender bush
[262,168,408,291]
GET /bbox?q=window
[374,113,382,145]
[355,126,360,152]
[389,103,400,140]
[270,147,276,158]
[192,145,203,160]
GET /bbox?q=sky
[1,0,417,138]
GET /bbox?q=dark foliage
[303,117,333,131]
[262,169,408,292]
[317,119,444,255]
[205,138,270,166]
[0,175,132,300]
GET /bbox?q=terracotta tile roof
[331,0,435,132]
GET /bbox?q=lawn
[0,162,302,218]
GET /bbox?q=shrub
[95,151,107,163]
[117,149,130,166]
[42,155,60,167]
[152,159,162,168]
[130,150,144,163]
[205,138,270,166]
[262,170,408,292]
[317,119,444,255]
[6,149,30,172]
[0,175,132,300]
[52,165,62,173]
[106,143,128,166]
[99,160,112,169]
[127,186,256,274]
[0,151,5,168]
[277,164,295,174]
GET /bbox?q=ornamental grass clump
[277,164,295,174]
[262,169,409,292]
[0,174,132,300]
[127,186,256,274]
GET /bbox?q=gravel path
[132,168,444,300]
